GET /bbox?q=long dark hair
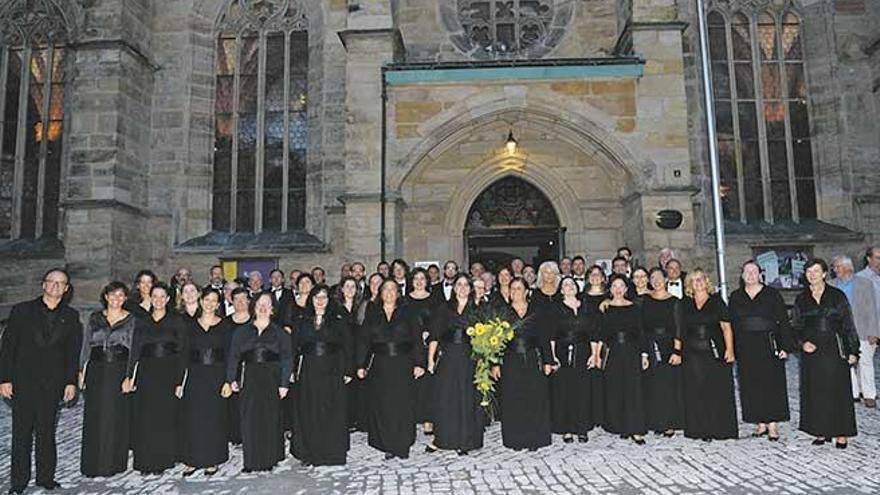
[196,287,223,319]
[128,269,156,305]
[333,276,361,311]
[446,273,473,309]
[305,284,335,320]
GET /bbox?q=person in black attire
[407,268,438,436]
[549,276,600,443]
[729,260,796,442]
[391,259,411,297]
[267,269,293,325]
[489,266,513,313]
[631,266,651,300]
[680,269,738,441]
[281,273,314,433]
[177,281,201,320]
[334,276,362,431]
[180,288,233,476]
[640,267,684,436]
[227,292,292,472]
[791,258,860,449]
[426,274,485,455]
[600,274,649,444]
[225,287,253,445]
[80,281,136,478]
[0,268,81,494]
[356,279,426,460]
[531,261,561,311]
[493,277,553,451]
[128,282,187,475]
[290,285,353,466]
[124,269,156,321]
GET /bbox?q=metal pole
[695,0,729,300]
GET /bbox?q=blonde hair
[684,268,715,298]
[535,260,561,290]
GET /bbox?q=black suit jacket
[267,287,294,324]
[0,297,82,398]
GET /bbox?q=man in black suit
[266,269,293,324]
[0,268,82,494]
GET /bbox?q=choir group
[2,246,879,494]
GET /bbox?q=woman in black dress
[80,281,135,477]
[791,258,859,448]
[582,265,608,427]
[354,273,384,431]
[531,261,560,312]
[426,274,485,455]
[641,267,684,436]
[356,279,425,460]
[180,288,232,476]
[225,287,252,445]
[631,267,651,299]
[601,274,649,444]
[407,268,437,435]
[680,269,737,441]
[335,276,362,431]
[489,266,513,312]
[177,281,200,320]
[494,278,553,451]
[227,292,292,472]
[283,273,314,432]
[124,270,155,321]
[550,276,599,443]
[290,285,353,466]
[129,282,187,475]
[729,260,795,441]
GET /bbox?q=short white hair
[535,261,561,288]
[832,255,854,270]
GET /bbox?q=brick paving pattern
[1,358,879,494]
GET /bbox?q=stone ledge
[174,230,328,254]
[703,219,865,245]
[0,237,65,260]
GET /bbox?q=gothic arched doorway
[465,176,565,272]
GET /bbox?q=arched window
[213,0,308,233]
[707,4,815,224]
[0,0,70,239]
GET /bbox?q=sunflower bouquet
[467,318,515,408]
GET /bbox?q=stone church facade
[0,0,878,309]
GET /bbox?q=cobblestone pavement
[2,358,880,494]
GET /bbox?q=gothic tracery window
[0,0,70,240]
[708,2,816,224]
[213,0,308,234]
[466,177,559,230]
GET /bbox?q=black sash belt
[190,347,226,365]
[609,331,635,345]
[739,316,776,333]
[371,342,412,356]
[301,341,341,356]
[140,341,179,358]
[687,324,716,340]
[89,346,129,363]
[242,348,279,363]
[805,316,834,334]
[441,330,469,344]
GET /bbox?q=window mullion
[34,44,55,238]
[0,48,9,198]
[230,35,241,232]
[513,0,520,52]
[254,31,267,234]
[724,17,746,224]
[749,15,773,223]
[11,45,31,239]
[490,1,497,51]
[281,31,290,233]
[777,16,799,222]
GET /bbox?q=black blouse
[550,299,598,344]
[680,294,729,344]
[728,285,796,352]
[640,295,683,341]
[291,312,354,377]
[226,320,293,387]
[130,312,187,380]
[429,300,476,345]
[356,305,426,369]
[500,303,553,365]
[791,285,860,357]
[182,317,233,361]
[600,304,645,351]
[81,310,137,367]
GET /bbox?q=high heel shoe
[425,444,439,453]
[204,467,219,476]
[182,468,197,478]
[663,430,675,438]
[811,438,826,446]
[577,435,588,443]
[835,441,848,449]
[563,436,574,444]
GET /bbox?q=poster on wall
[221,258,277,286]
[752,246,811,290]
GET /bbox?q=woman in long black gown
[792,258,859,448]
[283,274,314,433]
[290,285,352,466]
[356,279,425,460]
[129,282,187,475]
[227,292,292,472]
[80,281,135,477]
[225,287,252,445]
[550,276,599,443]
[180,288,232,476]
[641,267,684,436]
[426,274,485,455]
[124,270,155,321]
[601,274,649,444]
[354,273,385,431]
[407,268,438,436]
[729,260,795,441]
[582,265,608,427]
[680,269,738,441]
[494,278,553,451]
[335,276,362,431]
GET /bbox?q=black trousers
[10,390,60,489]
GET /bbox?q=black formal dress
[729,286,796,424]
[180,318,233,468]
[407,293,437,425]
[581,292,607,426]
[0,298,81,490]
[640,295,685,432]
[130,312,187,473]
[600,304,648,436]
[123,299,152,322]
[80,311,135,477]
[337,302,361,430]
[227,321,292,471]
[549,300,599,435]
[429,301,485,452]
[290,312,352,466]
[680,295,738,440]
[282,300,307,432]
[224,315,251,445]
[499,303,552,450]
[791,286,859,438]
[357,306,425,458]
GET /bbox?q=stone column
[338,1,402,266]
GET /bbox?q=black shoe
[811,438,826,446]
[701,438,712,443]
[527,447,538,452]
[384,453,395,460]
[563,436,574,444]
[578,435,588,443]
[663,431,675,438]
[457,450,469,456]
[37,480,61,491]
[835,441,848,449]
[752,430,768,437]
[8,487,25,495]
[423,428,434,436]
[768,435,780,442]
[619,434,627,439]
[425,444,439,453]
[633,437,646,445]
